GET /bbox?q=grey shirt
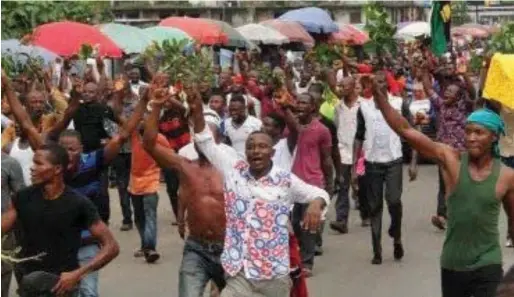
[1,153,25,213]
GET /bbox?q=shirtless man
[142,88,230,297]
[372,73,514,297]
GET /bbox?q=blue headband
[466,108,506,156]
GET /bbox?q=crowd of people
[1,38,514,297]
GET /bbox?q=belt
[188,236,223,250]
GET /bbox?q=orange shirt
[128,133,169,195]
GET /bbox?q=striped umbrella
[98,23,153,54]
[142,26,192,44]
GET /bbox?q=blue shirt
[65,149,104,238]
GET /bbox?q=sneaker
[431,215,446,230]
[120,223,133,231]
[145,250,160,263]
[314,245,324,256]
[371,254,382,265]
[506,238,513,248]
[329,221,348,234]
[302,268,313,278]
[393,243,404,261]
[133,249,145,258]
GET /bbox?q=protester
[373,73,514,297]
[187,83,329,296]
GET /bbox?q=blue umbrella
[278,7,339,34]
[1,39,59,64]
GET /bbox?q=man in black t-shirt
[1,144,119,296]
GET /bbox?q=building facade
[110,1,430,27]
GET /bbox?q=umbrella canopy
[159,16,228,45]
[205,19,254,48]
[1,39,59,64]
[98,23,152,54]
[330,23,369,45]
[278,7,339,33]
[459,23,499,34]
[30,21,122,57]
[260,19,315,47]
[143,26,192,44]
[236,24,289,45]
[395,21,430,40]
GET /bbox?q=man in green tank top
[371,72,514,297]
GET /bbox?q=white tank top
[10,138,34,186]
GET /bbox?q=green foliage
[1,54,44,79]
[142,39,214,86]
[305,43,346,67]
[364,2,397,56]
[488,22,514,54]
[1,1,113,40]
[451,1,472,26]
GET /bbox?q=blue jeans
[131,193,159,250]
[178,238,225,297]
[113,153,132,225]
[78,244,100,297]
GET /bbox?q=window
[350,11,361,23]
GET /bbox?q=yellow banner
[483,53,514,109]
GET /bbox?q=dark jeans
[365,159,403,257]
[441,265,503,297]
[19,271,78,297]
[437,166,447,218]
[178,237,225,297]
[292,203,317,269]
[94,169,110,224]
[113,153,132,225]
[335,164,352,223]
[131,193,159,251]
[357,175,370,221]
[163,167,180,219]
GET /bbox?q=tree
[451,1,472,26]
[1,1,113,40]
[364,2,397,56]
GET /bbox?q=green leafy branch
[1,236,46,264]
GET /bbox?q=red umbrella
[30,21,122,57]
[159,17,228,45]
[330,23,369,45]
[260,20,315,47]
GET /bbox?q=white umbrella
[236,23,289,45]
[395,21,430,40]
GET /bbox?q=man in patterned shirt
[186,86,329,297]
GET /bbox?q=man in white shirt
[353,72,405,265]
[186,87,329,297]
[128,68,148,98]
[331,77,363,234]
[223,94,262,158]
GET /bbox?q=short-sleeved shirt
[13,186,100,275]
[223,116,263,158]
[128,133,170,195]
[291,119,332,188]
[73,102,117,153]
[430,92,473,151]
[1,153,25,213]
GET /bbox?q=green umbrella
[206,19,255,49]
[98,23,153,54]
[142,26,192,45]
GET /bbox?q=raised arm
[187,85,238,174]
[143,89,186,171]
[1,70,45,150]
[372,74,453,165]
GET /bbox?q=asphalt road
[10,165,514,297]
